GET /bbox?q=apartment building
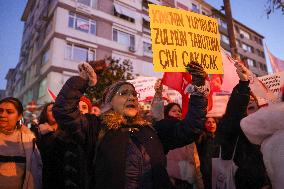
[5,0,268,106]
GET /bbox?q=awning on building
[114,4,137,20]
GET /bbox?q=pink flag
[220,49,240,93]
[266,46,284,73]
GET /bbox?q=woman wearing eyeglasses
[52,60,208,189]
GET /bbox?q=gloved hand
[78,62,97,86]
[186,61,207,86]
[154,79,163,95]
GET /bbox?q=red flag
[161,72,191,118]
[162,71,214,119]
[47,88,57,101]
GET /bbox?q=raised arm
[216,62,251,158]
[52,63,99,142]
[150,79,164,121]
[154,62,208,153]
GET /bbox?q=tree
[85,57,137,104]
[266,0,284,17]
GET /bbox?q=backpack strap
[219,136,239,159]
[231,136,239,160]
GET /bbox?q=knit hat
[101,81,135,113]
[80,95,92,112]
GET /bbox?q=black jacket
[216,80,270,189]
[196,132,219,189]
[52,76,208,189]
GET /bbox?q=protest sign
[207,95,229,117]
[258,71,284,100]
[127,76,181,107]
[128,76,157,101]
[149,4,223,74]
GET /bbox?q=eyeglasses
[116,89,140,98]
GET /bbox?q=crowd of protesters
[0,59,283,189]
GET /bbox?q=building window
[42,49,49,64]
[260,64,267,71]
[254,36,259,43]
[65,44,96,62]
[177,2,188,10]
[38,78,47,98]
[259,38,263,45]
[221,34,230,44]
[247,58,256,67]
[235,25,239,33]
[218,18,227,29]
[142,15,150,33]
[114,4,135,23]
[242,43,253,53]
[113,29,135,48]
[191,3,199,13]
[68,12,96,35]
[201,9,208,16]
[240,29,250,39]
[143,42,152,55]
[261,51,265,58]
[74,0,97,9]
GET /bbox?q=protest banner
[128,76,157,101]
[149,4,223,74]
[127,76,181,110]
[258,71,284,100]
[207,95,230,117]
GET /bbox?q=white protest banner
[258,71,284,100]
[128,76,182,104]
[128,76,157,101]
[207,95,230,118]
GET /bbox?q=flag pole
[223,0,239,60]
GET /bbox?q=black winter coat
[216,80,270,189]
[196,132,219,189]
[53,76,208,189]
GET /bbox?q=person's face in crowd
[247,96,259,115]
[205,117,217,133]
[168,105,182,120]
[47,104,56,125]
[211,76,222,92]
[79,101,89,114]
[91,106,101,116]
[111,84,139,118]
[0,102,22,132]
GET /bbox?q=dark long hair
[164,102,181,119]
[0,97,23,115]
[39,102,54,125]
